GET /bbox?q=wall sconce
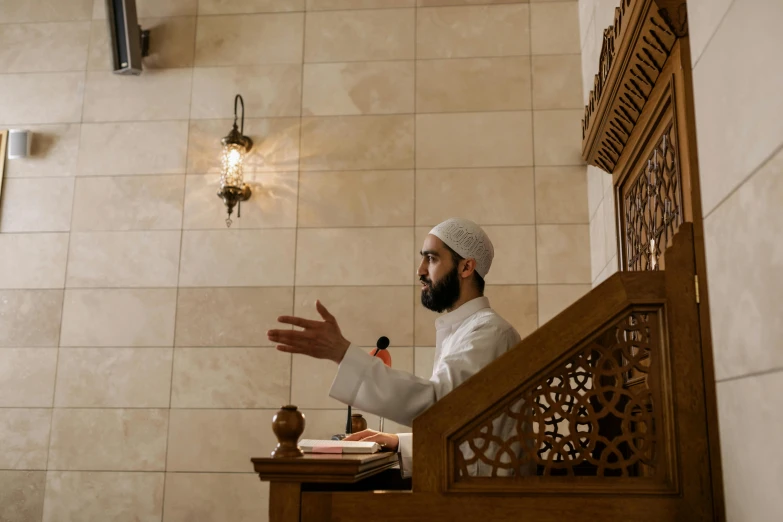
[217,94,252,227]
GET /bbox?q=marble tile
[195,13,304,66]
[537,224,591,284]
[417,4,530,59]
[717,371,783,522]
[0,290,63,347]
[594,254,617,287]
[3,124,81,178]
[294,286,414,346]
[78,121,189,176]
[704,147,783,380]
[578,0,595,48]
[482,226,537,285]
[48,409,168,471]
[303,61,414,115]
[0,349,57,407]
[0,471,46,522]
[60,289,177,347]
[66,231,181,288]
[42,471,164,522]
[686,0,734,65]
[187,118,301,174]
[295,227,412,285]
[183,172,297,229]
[532,54,583,110]
[54,348,173,408]
[602,184,617,261]
[531,1,580,54]
[166,409,276,472]
[171,348,290,408]
[0,22,90,73]
[82,69,192,122]
[0,73,84,125]
[93,0,199,18]
[191,65,302,119]
[416,112,533,168]
[304,9,415,62]
[484,285,538,339]
[414,346,436,379]
[415,168,535,226]
[0,409,50,469]
[200,0,304,14]
[163,473,268,522]
[533,110,585,166]
[590,202,607,282]
[72,175,185,231]
[0,178,74,233]
[300,115,414,171]
[0,0,92,23]
[580,10,598,104]
[693,0,783,215]
[297,170,414,227]
[299,409,351,440]
[308,0,414,9]
[537,284,590,325]
[416,56,531,112]
[535,166,589,223]
[291,355,344,408]
[179,229,296,287]
[0,234,69,289]
[88,17,197,70]
[586,165,607,219]
[175,287,294,347]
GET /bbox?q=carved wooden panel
[624,123,683,271]
[454,309,672,487]
[581,0,681,172]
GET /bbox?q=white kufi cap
[429,218,494,278]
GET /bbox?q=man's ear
[461,258,477,279]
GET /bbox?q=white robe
[329,296,521,477]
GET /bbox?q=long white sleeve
[329,324,518,428]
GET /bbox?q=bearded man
[267,218,521,477]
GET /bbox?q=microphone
[343,337,391,437]
[370,336,391,367]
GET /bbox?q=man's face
[418,235,462,313]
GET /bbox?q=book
[298,439,381,454]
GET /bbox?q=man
[267,218,521,477]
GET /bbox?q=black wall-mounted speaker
[105,0,149,75]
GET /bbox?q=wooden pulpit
[252,453,409,522]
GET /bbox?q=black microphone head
[376,336,390,350]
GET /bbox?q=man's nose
[416,258,427,276]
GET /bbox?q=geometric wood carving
[454,308,674,490]
[581,0,684,172]
[623,123,684,271]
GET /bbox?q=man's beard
[420,265,461,313]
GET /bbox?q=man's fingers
[276,316,321,329]
[267,329,314,344]
[315,300,336,324]
[344,429,375,441]
[275,344,307,354]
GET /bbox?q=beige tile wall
[0,1,587,520]
[580,0,783,519]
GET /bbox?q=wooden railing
[253,225,717,522]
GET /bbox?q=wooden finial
[271,405,305,458]
[351,413,367,433]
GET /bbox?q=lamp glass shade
[220,141,246,189]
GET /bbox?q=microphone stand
[337,337,390,440]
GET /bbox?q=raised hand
[267,300,351,363]
[343,429,399,452]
